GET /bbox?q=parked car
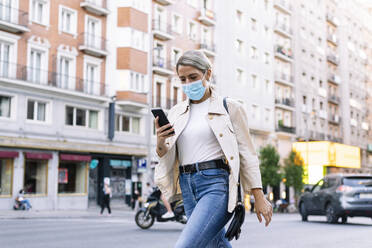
[299,174,372,223]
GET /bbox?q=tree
[283,150,305,202]
[259,145,282,189]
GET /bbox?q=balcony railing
[275,98,295,107]
[274,22,293,37]
[0,61,107,96]
[0,4,29,33]
[152,20,174,40]
[275,72,294,85]
[198,8,216,26]
[327,53,339,65]
[275,45,293,60]
[78,33,108,57]
[326,13,340,26]
[328,73,341,84]
[327,34,338,45]
[274,0,293,13]
[199,42,216,57]
[80,0,109,16]
[153,56,174,75]
[276,124,296,134]
[328,94,340,104]
[327,135,342,143]
[328,114,341,124]
[153,97,180,109]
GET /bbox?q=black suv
[299,174,372,223]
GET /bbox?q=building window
[115,114,142,135]
[0,158,12,196]
[250,46,257,59]
[252,105,259,120]
[28,49,46,84]
[58,162,87,194]
[24,159,47,195]
[236,68,244,83]
[187,21,197,40]
[59,6,77,35]
[264,52,270,64]
[27,100,46,122]
[172,13,182,33]
[265,108,270,122]
[236,10,243,24]
[65,106,99,129]
[251,74,257,89]
[0,41,11,78]
[0,95,11,118]
[236,39,243,53]
[130,72,145,92]
[171,48,181,66]
[31,0,49,25]
[251,18,257,32]
[265,80,271,93]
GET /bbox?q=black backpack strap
[223,97,242,203]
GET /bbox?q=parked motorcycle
[135,187,187,229]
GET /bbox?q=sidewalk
[0,203,135,220]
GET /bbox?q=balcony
[80,0,109,16]
[276,122,296,135]
[154,0,174,5]
[78,33,108,57]
[153,97,180,110]
[327,73,341,84]
[319,110,327,119]
[198,8,216,26]
[326,13,340,26]
[273,0,292,15]
[199,42,216,57]
[274,22,292,38]
[327,53,339,65]
[274,45,293,63]
[274,72,294,87]
[327,135,342,143]
[328,114,341,124]
[0,61,108,97]
[153,57,174,76]
[0,4,29,33]
[327,34,338,46]
[328,94,340,104]
[275,98,295,110]
[116,91,148,111]
[152,20,174,41]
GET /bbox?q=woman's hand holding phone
[155,116,175,157]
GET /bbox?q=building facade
[0,0,146,210]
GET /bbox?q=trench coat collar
[177,86,226,115]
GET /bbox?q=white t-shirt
[176,99,224,165]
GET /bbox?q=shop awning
[110,159,131,168]
[60,154,91,162]
[25,152,53,160]
[0,151,19,158]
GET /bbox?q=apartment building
[214,0,275,151]
[0,0,144,210]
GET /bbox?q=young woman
[155,50,272,247]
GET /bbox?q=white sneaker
[161,211,175,219]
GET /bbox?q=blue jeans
[175,166,233,248]
[21,199,31,210]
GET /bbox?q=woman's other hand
[252,188,273,226]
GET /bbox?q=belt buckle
[222,157,228,165]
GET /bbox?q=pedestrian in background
[155,50,273,248]
[100,182,112,216]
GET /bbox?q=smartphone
[151,108,175,135]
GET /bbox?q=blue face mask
[182,76,207,101]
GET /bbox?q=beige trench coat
[154,88,263,213]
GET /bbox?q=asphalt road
[1,212,371,248]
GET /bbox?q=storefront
[0,149,90,210]
[293,141,361,184]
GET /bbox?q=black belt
[179,159,230,174]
